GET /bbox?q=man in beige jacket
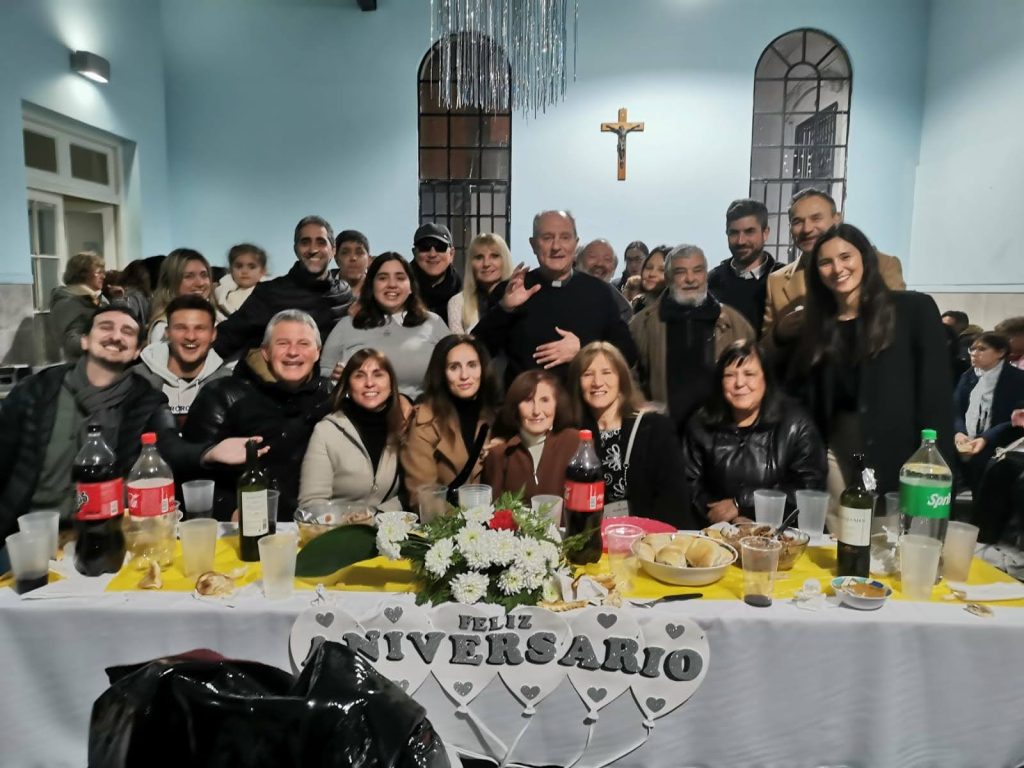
[630,244,755,437]
[763,189,905,348]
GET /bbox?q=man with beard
[762,189,904,348]
[630,245,755,436]
[213,215,353,359]
[410,222,462,324]
[708,199,779,334]
[0,305,251,550]
[577,238,634,322]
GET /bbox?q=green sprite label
[899,478,951,520]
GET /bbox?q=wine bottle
[836,453,874,577]
[238,439,270,562]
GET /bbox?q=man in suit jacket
[762,189,905,348]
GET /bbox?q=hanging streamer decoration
[428,0,580,117]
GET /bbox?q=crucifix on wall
[601,107,645,181]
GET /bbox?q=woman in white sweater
[299,348,409,509]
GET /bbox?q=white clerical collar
[542,268,574,288]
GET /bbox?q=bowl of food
[704,524,810,570]
[294,500,378,546]
[633,532,737,586]
[830,576,892,610]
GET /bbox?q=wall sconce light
[70,51,110,84]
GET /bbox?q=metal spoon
[773,506,801,539]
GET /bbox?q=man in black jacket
[410,222,462,324]
[474,210,638,385]
[213,215,353,359]
[0,305,251,556]
[185,309,333,521]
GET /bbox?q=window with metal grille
[418,38,511,275]
[749,29,851,263]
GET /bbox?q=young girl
[215,243,267,315]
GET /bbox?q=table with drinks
[3,432,1024,767]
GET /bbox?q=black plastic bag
[88,642,451,768]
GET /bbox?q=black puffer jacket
[0,365,207,543]
[182,356,334,521]
[682,396,827,524]
[212,262,353,359]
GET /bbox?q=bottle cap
[579,429,593,441]
[921,428,937,441]
[141,432,157,445]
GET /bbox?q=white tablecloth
[2,579,1024,768]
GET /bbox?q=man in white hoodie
[137,295,230,426]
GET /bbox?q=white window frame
[27,189,68,312]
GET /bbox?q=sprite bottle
[898,429,952,544]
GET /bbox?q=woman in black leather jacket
[683,340,826,525]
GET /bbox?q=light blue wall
[160,0,929,274]
[0,0,172,283]
[909,0,1024,292]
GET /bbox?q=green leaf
[294,524,378,577]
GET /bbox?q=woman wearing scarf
[48,251,108,360]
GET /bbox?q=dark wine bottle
[238,439,270,562]
[836,453,874,577]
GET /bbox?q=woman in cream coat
[299,348,409,509]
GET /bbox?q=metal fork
[629,593,703,608]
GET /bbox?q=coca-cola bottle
[564,429,605,565]
[73,424,126,576]
[126,432,174,517]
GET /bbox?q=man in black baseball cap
[411,222,462,324]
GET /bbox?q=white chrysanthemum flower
[540,575,562,602]
[376,511,413,542]
[497,566,526,595]
[545,523,562,542]
[376,530,403,560]
[487,529,519,566]
[539,540,560,569]
[424,537,456,577]
[517,538,548,573]
[450,571,490,604]
[461,504,493,526]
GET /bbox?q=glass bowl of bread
[632,532,737,586]
[703,523,810,570]
[294,500,379,547]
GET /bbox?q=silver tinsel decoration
[428,0,579,117]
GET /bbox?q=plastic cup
[942,521,980,582]
[18,510,60,559]
[794,490,829,537]
[259,532,298,599]
[179,518,219,578]
[123,503,180,570]
[531,494,564,527]
[900,535,943,600]
[417,484,449,524]
[604,523,644,592]
[6,531,51,594]
[740,536,783,607]
[267,490,281,522]
[753,489,786,528]
[181,480,215,519]
[457,484,492,512]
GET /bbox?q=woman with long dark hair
[401,335,501,506]
[299,348,407,509]
[788,223,954,499]
[319,252,449,399]
[631,245,669,314]
[684,340,826,524]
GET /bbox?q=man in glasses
[411,222,462,324]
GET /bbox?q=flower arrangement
[375,490,569,609]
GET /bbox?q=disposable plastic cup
[18,510,60,559]
[179,518,219,578]
[259,532,297,599]
[942,521,980,582]
[181,480,216,519]
[753,489,786,528]
[267,490,281,522]
[123,504,180,569]
[417,484,449,524]
[605,523,644,592]
[794,490,829,537]
[6,531,51,594]
[900,535,942,600]
[740,536,783,607]
[531,495,564,527]
[457,484,492,513]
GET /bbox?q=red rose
[488,509,518,531]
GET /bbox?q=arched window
[749,29,851,262]
[418,38,511,273]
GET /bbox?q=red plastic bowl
[600,516,676,551]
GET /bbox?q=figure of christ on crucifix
[601,107,645,181]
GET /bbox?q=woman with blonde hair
[48,251,108,360]
[568,341,691,526]
[447,233,513,334]
[148,249,227,342]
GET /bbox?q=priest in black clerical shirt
[473,209,637,386]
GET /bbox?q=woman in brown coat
[483,370,579,500]
[401,335,501,507]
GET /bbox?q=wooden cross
[601,107,645,181]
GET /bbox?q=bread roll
[634,541,656,562]
[644,533,675,551]
[685,537,721,568]
[655,544,689,567]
